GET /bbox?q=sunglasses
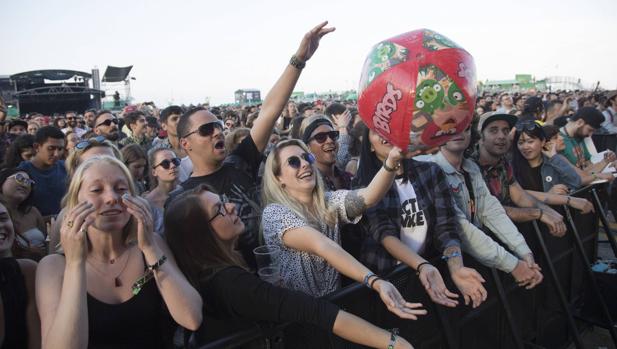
[516,120,542,132]
[9,173,35,187]
[309,130,339,144]
[286,152,315,169]
[96,118,119,127]
[208,194,230,223]
[75,136,106,150]
[183,120,223,138]
[153,157,181,170]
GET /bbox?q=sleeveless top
[86,254,174,349]
[0,258,28,349]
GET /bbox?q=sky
[3,0,616,105]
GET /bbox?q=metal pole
[590,187,617,257]
[531,220,586,349]
[563,205,617,345]
[490,267,525,349]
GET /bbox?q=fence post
[590,187,617,257]
[531,220,585,349]
[490,267,525,349]
[563,204,617,346]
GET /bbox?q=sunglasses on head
[183,120,224,138]
[75,136,106,150]
[9,173,35,187]
[309,130,340,144]
[153,157,181,170]
[96,118,119,127]
[286,152,315,169]
[516,120,542,132]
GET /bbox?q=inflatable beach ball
[358,29,477,152]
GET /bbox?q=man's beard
[106,131,120,141]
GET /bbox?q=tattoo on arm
[345,190,368,219]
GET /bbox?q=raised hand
[418,264,459,307]
[60,202,95,264]
[373,279,427,320]
[295,21,336,62]
[332,109,352,130]
[122,194,155,250]
[451,267,487,308]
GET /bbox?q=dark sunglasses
[309,130,339,144]
[286,152,315,169]
[75,136,106,150]
[516,120,542,132]
[96,118,119,127]
[183,120,223,138]
[153,157,181,170]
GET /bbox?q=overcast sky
[3,0,616,105]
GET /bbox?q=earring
[281,183,286,188]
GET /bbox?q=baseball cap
[477,111,518,133]
[571,107,604,129]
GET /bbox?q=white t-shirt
[395,178,428,253]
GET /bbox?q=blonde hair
[261,139,336,229]
[63,155,138,245]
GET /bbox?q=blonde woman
[36,156,201,348]
[261,139,425,319]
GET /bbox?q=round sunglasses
[308,130,339,144]
[286,152,315,169]
[9,173,35,187]
[153,157,181,170]
[183,120,223,138]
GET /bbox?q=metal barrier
[195,183,617,349]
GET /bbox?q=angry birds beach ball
[358,29,477,152]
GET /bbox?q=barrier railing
[195,183,617,349]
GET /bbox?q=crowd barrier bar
[563,203,617,345]
[195,184,615,349]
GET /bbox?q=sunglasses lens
[287,156,301,169]
[198,122,222,137]
[329,131,340,141]
[302,153,315,164]
[314,133,328,143]
[172,158,181,167]
[160,160,171,169]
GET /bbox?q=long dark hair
[164,184,245,287]
[355,127,409,187]
[2,134,34,169]
[511,120,547,185]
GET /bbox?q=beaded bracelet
[132,255,167,295]
[387,328,399,349]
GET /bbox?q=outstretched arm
[251,21,335,152]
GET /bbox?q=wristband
[289,55,306,70]
[369,276,382,290]
[441,251,462,261]
[383,159,400,172]
[387,328,399,349]
[147,255,167,271]
[363,272,376,288]
[416,262,431,275]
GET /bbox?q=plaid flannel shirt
[357,159,461,274]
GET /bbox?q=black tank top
[0,257,28,349]
[86,254,173,349]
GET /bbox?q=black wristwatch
[289,55,306,70]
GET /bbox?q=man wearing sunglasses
[61,111,87,138]
[470,112,567,237]
[423,127,544,290]
[93,110,122,142]
[168,21,336,268]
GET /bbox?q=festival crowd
[1,22,616,349]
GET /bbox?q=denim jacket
[539,154,582,192]
[424,152,532,272]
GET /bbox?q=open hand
[60,202,95,264]
[451,267,487,308]
[373,279,427,320]
[122,194,155,251]
[418,264,459,307]
[295,21,335,62]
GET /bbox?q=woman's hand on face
[542,141,557,158]
[122,194,155,250]
[373,280,427,320]
[294,21,335,62]
[418,264,459,307]
[569,197,594,214]
[61,202,95,265]
[450,267,487,308]
[548,184,569,195]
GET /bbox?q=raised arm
[251,21,335,152]
[123,195,202,331]
[348,147,403,217]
